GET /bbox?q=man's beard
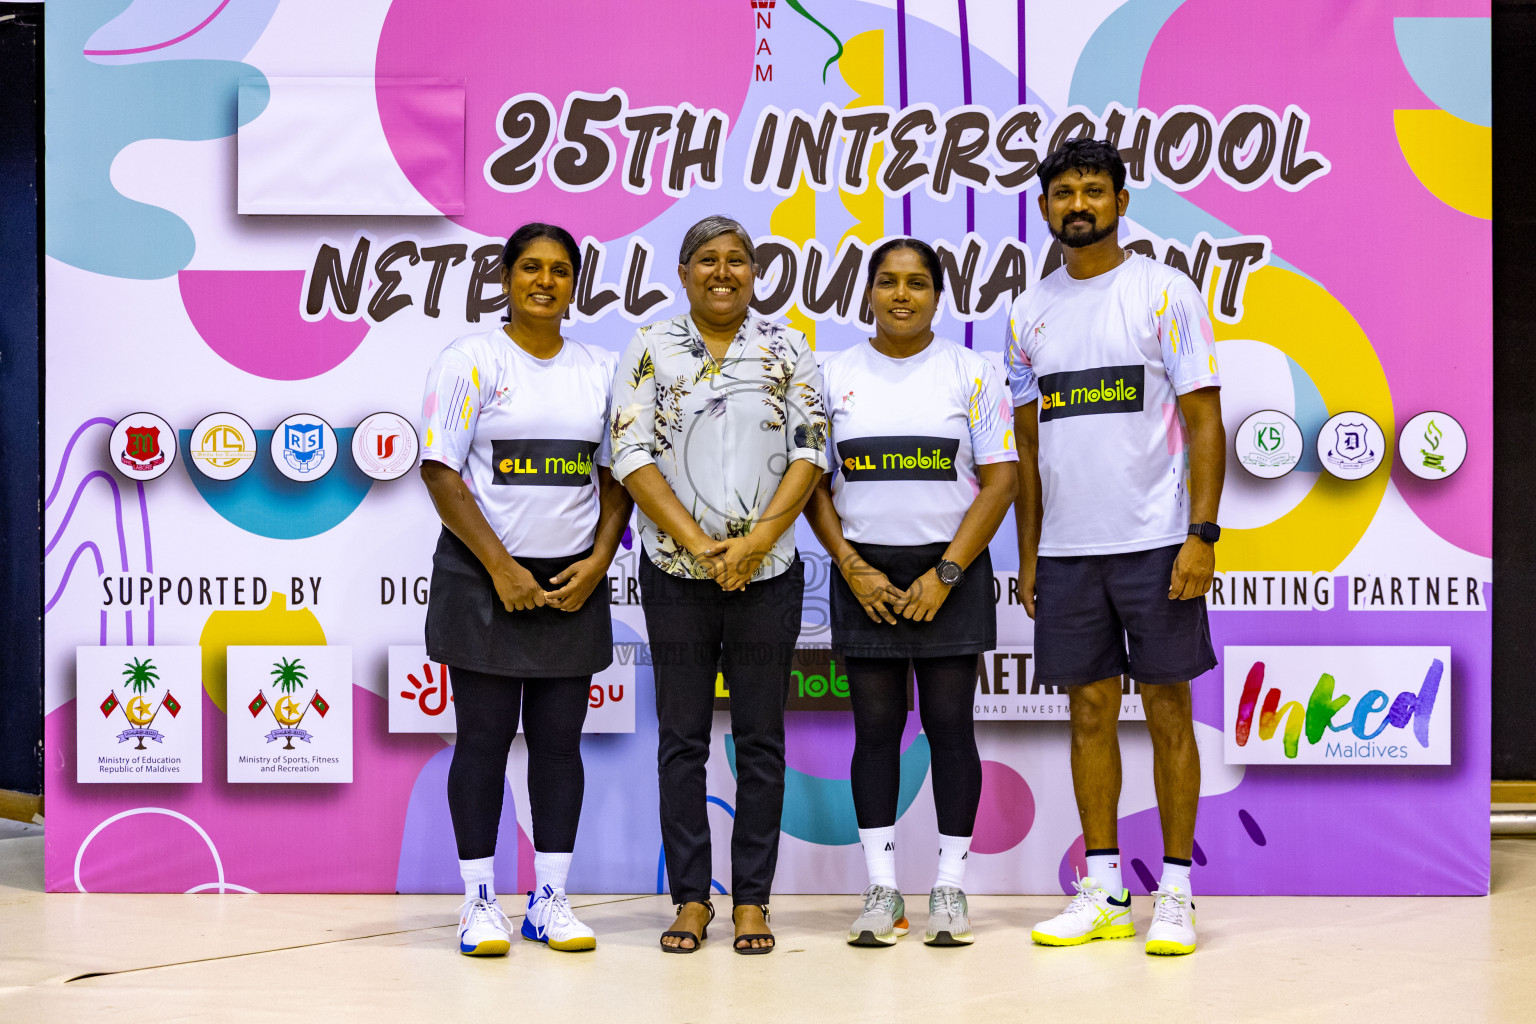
[1050,213,1118,249]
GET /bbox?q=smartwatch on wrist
[1188,521,1221,544]
[936,559,965,587]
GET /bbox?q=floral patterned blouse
[610,312,829,581]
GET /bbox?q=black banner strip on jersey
[491,439,599,486]
[1037,365,1146,421]
[837,435,960,482]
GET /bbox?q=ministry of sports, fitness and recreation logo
[188,412,258,481]
[109,412,177,481]
[227,645,353,782]
[1317,411,1385,481]
[99,656,183,750]
[248,656,330,749]
[272,413,339,482]
[1235,409,1302,479]
[352,411,420,481]
[1399,410,1467,480]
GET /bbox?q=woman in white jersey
[419,223,631,957]
[806,238,1018,948]
[610,215,829,954]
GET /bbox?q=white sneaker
[521,885,597,951]
[457,896,512,956]
[1145,885,1197,955]
[1030,876,1135,946]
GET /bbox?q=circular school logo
[1317,411,1386,481]
[1399,411,1467,480]
[271,414,338,482]
[351,412,420,482]
[109,413,177,481]
[1235,409,1304,479]
[188,412,258,481]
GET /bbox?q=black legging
[848,654,982,836]
[446,666,590,860]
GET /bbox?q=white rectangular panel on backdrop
[974,646,1146,721]
[237,77,464,215]
[76,646,202,783]
[387,645,637,734]
[227,646,354,782]
[1223,646,1451,765]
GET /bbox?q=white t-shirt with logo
[822,336,1018,545]
[1005,254,1220,557]
[420,328,616,559]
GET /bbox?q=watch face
[938,562,963,585]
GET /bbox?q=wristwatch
[1188,522,1221,544]
[936,559,965,587]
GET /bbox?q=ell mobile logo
[1223,646,1450,766]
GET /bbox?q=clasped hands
[491,555,607,613]
[689,534,774,591]
[841,553,951,624]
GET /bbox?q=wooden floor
[2,820,1533,1023]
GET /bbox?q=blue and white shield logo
[1333,422,1369,463]
[283,422,324,473]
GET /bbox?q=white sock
[534,850,573,894]
[858,826,897,889]
[1159,857,1193,894]
[935,833,971,890]
[460,856,497,903]
[1084,848,1124,895]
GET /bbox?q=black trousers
[847,655,983,836]
[446,666,591,860]
[640,555,804,906]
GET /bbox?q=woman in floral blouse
[610,215,828,954]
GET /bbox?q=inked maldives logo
[1223,647,1450,765]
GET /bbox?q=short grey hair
[678,215,757,269]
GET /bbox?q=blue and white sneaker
[458,891,512,956]
[521,885,597,951]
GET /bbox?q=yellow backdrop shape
[1214,264,1394,571]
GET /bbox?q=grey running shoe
[925,886,974,946]
[847,884,909,946]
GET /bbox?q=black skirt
[425,527,613,677]
[829,541,996,658]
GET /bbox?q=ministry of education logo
[271,413,338,481]
[109,413,177,481]
[189,412,258,481]
[76,645,202,783]
[1235,409,1302,479]
[100,657,183,749]
[1399,411,1467,480]
[1318,411,1385,481]
[351,411,420,481]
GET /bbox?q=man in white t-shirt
[1006,139,1224,957]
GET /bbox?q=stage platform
[2,821,1531,1023]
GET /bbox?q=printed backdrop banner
[43,0,1490,895]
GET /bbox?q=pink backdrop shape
[48,689,443,893]
[374,0,754,241]
[179,270,371,380]
[1139,0,1491,556]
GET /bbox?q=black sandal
[660,900,714,953]
[733,904,774,955]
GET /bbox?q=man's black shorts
[1033,543,1216,687]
